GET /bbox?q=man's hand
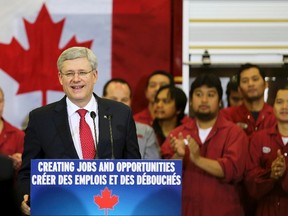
[21,194,30,215]
[271,149,286,180]
[186,135,200,164]
[9,153,22,170]
[170,132,186,158]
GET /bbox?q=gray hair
[57,47,98,72]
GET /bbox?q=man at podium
[17,46,141,215]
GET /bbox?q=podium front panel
[30,159,182,216]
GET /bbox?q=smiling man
[17,47,141,215]
[246,86,288,215]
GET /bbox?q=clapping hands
[270,149,286,180]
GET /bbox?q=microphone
[104,114,114,159]
[90,111,98,159]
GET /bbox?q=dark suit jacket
[0,155,22,215]
[17,94,140,196]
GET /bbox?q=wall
[182,0,288,109]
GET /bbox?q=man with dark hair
[221,63,276,136]
[226,75,243,107]
[245,86,288,215]
[133,70,175,126]
[161,73,248,215]
[221,63,277,215]
[152,84,189,147]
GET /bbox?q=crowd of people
[1,46,287,216]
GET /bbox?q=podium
[30,159,182,216]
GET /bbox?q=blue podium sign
[30,159,182,216]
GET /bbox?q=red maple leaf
[0,4,92,105]
[94,187,119,215]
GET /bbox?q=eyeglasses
[60,70,93,78]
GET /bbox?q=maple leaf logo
[0,4,92,105]
[94,187,119,216]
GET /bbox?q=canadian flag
[0,0,177,129]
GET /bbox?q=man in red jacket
[221,63,277,215]
[245,86,288,216]
[221,63,276,137]
[162,73,248,216]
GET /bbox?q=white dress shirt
[66,96,98,159]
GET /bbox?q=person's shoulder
[31,97,64,114]
[2,119,25,135]
[263,102,273,108]
[251,125,275,139]
[180,115,192,124]
[263,102,274,112]
[220,105,247,121]
[133,108,152,125]
[134,108,149,117]
[172,118,194,134]
[99,97,131,112]
[215,115,249,142]
[135,122,154,133]
[136,121,152,128]
[26,98,66,125]
[100,97,128,107]
[217,113,244,131]
[221,105,240,113]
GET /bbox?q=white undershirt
[282,137,288,146]
[67,96,98,159]
[198,127,212,144]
